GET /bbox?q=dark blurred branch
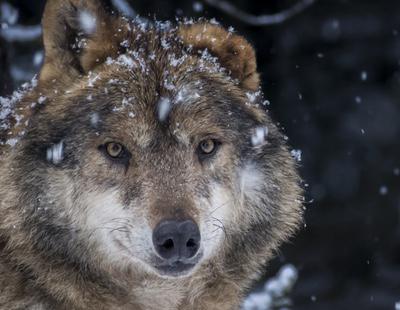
[0,25,42,42]
[203,0,316,26]
[0,2,42,42]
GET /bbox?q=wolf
[0,0,303,309]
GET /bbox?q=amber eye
[198,139,220,157]
[99,142,131,168]
[105,142,124,158]
[199,139,216,154]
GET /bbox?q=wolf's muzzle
[152,219,200,262]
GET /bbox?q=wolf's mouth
[155,261,196,276]
[153,253,203,277]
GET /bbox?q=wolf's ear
[178,23,260,91]
[40,0,123,83]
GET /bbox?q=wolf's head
[0,0,302,297]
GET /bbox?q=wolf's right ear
[40,0,124,83]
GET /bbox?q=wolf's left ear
[40,0,123,83]
[178,23,260,91]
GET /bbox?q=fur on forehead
[39,0,260,92]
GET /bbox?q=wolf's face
[26,50,272,277]
[1,0,302,292]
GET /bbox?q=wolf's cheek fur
[238,162,272,221]
[81,190,155,267]
[199,162,270,262]
[199,183,232,261]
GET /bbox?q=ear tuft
[179,23,260,91]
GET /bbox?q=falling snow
[79,10,97,34]
[111,0,137,18]
[251,127,268,147]
[291,149,302,162]
[33,50,43,66]
[90,113,100,127]
[193,2,204,13]
[311,295,317,302]
[46,141,64,164]
[360,70,368,81]
[157,97,172,122]
[379,186,388,196]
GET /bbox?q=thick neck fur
[0,247,242,310]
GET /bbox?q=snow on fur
[290,149,302,162]
[0,76,38,147]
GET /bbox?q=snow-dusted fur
[0,0,303,309]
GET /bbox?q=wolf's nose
[152,220,201,261]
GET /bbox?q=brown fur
[0,1,303,309]
[178,24,260,91]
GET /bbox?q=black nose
[152,220,201,261]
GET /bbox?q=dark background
[1,1,399,309]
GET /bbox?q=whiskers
[203,200,231,242]
[87,217,132,240]
[211,217,227,237]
